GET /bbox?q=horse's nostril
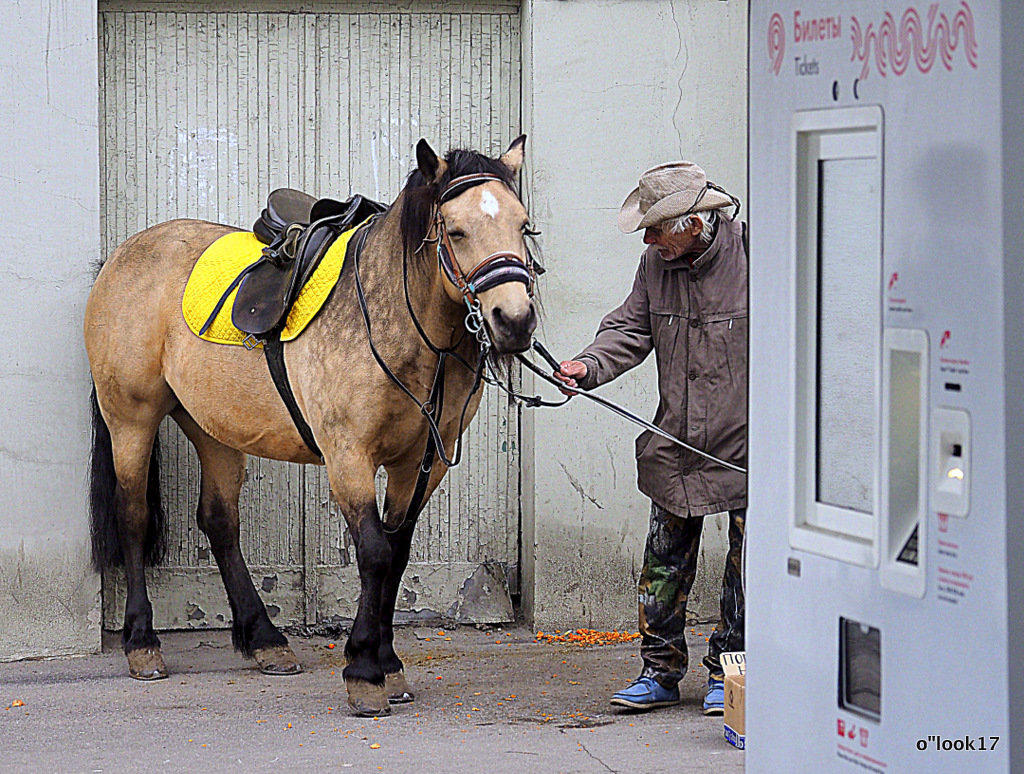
[489,304,536,347]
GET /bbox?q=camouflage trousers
[637,504,745,688]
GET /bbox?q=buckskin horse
[84,137,538,716]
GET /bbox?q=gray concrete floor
[1,625,744,774]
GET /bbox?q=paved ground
[1,625,744,774]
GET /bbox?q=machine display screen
[815,156,880,515]
[791,106,883,565]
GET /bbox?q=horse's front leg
[376,462,446,704]
[330,459,392,716]
[378,507,418,703]
[345,502,392,715]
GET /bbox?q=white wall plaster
[0,0,101,659]
[522,0,748,631]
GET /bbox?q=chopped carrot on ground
[534,629,641,647]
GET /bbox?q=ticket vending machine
[747,1,1023,771]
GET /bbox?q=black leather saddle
[198,189,386,342]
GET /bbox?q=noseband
[430,173,537,306]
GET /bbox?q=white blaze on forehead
[479,190,500,219]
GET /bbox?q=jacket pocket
[704,312,747,384]
[635,429,654,459]
[649,311,681,367]
[704,314,748,460]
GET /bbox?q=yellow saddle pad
[182,225,361,346]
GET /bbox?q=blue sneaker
[610,676,680,710]
[703,677,725,716]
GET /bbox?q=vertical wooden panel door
[98,2,522,631]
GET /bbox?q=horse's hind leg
[103,414,170,680]
[172,408,301,675]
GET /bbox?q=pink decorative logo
[850,1,979,80]
[768,13,786,76]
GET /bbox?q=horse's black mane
[399,148,518,264]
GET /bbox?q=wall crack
[558,462,604,510]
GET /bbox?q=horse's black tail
[89,386,167,572]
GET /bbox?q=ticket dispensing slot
[879,329,929,597]
[838,617,881,722]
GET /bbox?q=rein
[351,172,536,531]
[508,342,747,475]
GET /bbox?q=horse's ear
[416,138,447,183]
[500,134,527,175]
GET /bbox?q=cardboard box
[724,673,746,748]
[721,651,746,750]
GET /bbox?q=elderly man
[555,161,747,714]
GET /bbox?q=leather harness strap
[349,214,489,532]
[261,174,532,524]
[264,333,323,460]
[197,261,262,337]
[403,354,446,526]
[431,173,535,306]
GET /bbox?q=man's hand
[553,360,587,396]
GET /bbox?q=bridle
[350,171,539,532]
[430,172,537,311]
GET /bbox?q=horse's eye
[448,229,466,240]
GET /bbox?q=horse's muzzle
[486,300,537,354]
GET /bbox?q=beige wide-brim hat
[617,161,736,233]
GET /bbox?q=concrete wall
[0,1,101,659]
[521,0,748,630]
[0,0,748,657]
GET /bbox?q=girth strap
[264,333,323,460]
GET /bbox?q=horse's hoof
[254,645,302,675]
[385,671,415,703]
[127,647,168,681]
[346,679,391,717]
